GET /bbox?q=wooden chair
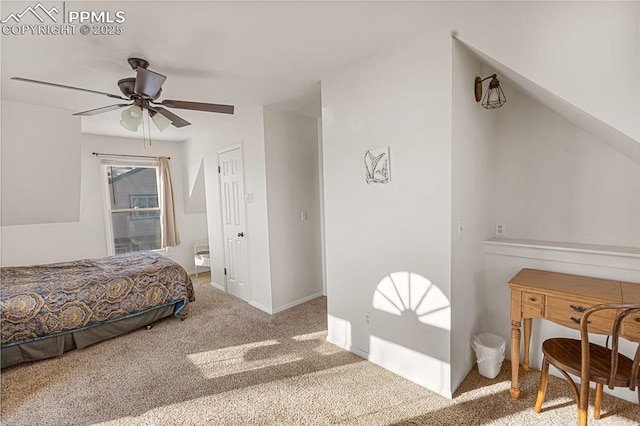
[534,303,640,426]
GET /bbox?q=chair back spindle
[579,304,640,399]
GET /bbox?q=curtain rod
[92,152,170,160]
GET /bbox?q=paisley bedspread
[0,252,194,347]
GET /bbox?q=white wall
[263,107,323,312]
[451,31,640,396]
[481,52,640,404]
[460,1,640,142]
[322,30,454,397]
[492,81,640,248]
[450,42,496,391]
[1,100,81,226]
[1,132,207,273]
[317,117,327,296]
[182,106,274,312]
[321,1,640,399]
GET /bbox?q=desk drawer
[522,292,544,317]
[546,297,617,320]
[622,314,640,341]
[546,307,613,334]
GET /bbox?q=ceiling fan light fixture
[151,111,172,132]
[120,105,143,131]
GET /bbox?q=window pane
[131,196,148,209]
[107,167,158,210]
[111,212,161,254]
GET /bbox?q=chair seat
[195,253,210,267]
[542,338,638,387]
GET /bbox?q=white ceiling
[1,1,480,141]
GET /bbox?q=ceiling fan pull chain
[147,112,152,147]
[142,110,147,149]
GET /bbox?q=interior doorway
[218,145,251,302]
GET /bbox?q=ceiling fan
[11,57,234,130]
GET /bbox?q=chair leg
[594,383,603,420]
[534,355,550,413]
[578,379,590,426]
[557,369,580,405]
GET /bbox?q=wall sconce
[474,74,506,109]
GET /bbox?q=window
[101,159,162,255]
[129,195,160,219]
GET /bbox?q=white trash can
[471,333,506,379]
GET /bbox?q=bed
[1,251,194,368]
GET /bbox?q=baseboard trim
[326,336,453,399]
[326,336,369,359]
[249,300,273,314]
[272,292,324,314]
[210,281,225,291]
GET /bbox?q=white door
[218,147,250,302]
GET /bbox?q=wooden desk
[508,268,640,399]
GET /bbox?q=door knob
[237,232,244,237]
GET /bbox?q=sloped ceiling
[455,37,640,166]
[186,160,207,214]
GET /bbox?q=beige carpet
[2,275,639,426]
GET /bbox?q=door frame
[216,142,251,302]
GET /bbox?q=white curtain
[157,157,181,247]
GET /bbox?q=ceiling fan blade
[72,103,132,116]
[158,99,234,114]
[149,106,191,128]
[134,68,166,99]
[11,77,128,100]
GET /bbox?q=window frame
[99,158,163,255]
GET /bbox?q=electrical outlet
[364,311,371,326]
[495,222,506,236]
